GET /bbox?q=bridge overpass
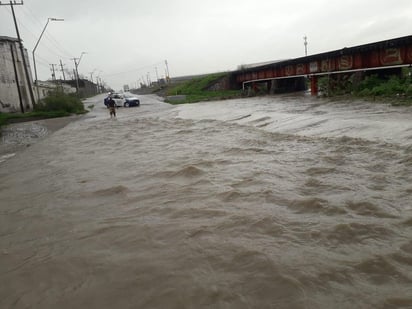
[233,35,412,95]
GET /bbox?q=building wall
[36,81,77,101]
[64,79,99,98]
[0,37,34,113]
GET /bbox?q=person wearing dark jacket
[107,96,116,118]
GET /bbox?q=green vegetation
[318,70,412,105]
[354,75,412,98]
[0,92,86,129]
[0,110,69,127]
[165,73,241,104]
[35,92,86,114]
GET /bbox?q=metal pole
[60,59,66,81]
[72,64,79,93]
[32,18,63,102]
[32,18,50,101]
[72,52,86,95]
[78,52,86,66]
[50,63,57,81]
[165,59,170,83]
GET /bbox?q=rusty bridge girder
[233,35,412,95]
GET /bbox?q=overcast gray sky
[1,0,411,90]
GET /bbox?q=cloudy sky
[1,0,411,90]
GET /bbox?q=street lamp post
[32,17,64,102]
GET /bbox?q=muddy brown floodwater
[1,93,412,308]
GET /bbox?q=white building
[0,36,35,113]
[36,80,76,100]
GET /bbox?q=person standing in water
[107,95,116,118]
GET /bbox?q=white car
[104,93,140,108]
[104,93,124,107]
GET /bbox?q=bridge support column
[310,76,318,96]
[270,80,278,94]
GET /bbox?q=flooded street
[1,93,412,308]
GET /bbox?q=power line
[5,6,65,60]
[18,5,74,59]
[23,2,75,58]
[10,5,75,85]
[36,55,52,67]
[5,3,74,69]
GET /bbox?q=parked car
[104,93,140,108]
[104,93,123,108]
[123,94,140,107]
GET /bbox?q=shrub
[0,93,86,132]
[356,74,382,91]
[354,74,411,98]
[406,84,412,96]
[35,93,85,114]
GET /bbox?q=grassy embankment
[0,92,87,130]
[136,70,411,105]
[163,73,241,104]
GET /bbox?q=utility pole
[71,57,80,92]
[71,52,86,95]
[50,63,57,81]
[303,35,308,56]
[1,0,36,108]
[59,60,66,81]
[99,77,104,92]
[165,59,170,83]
